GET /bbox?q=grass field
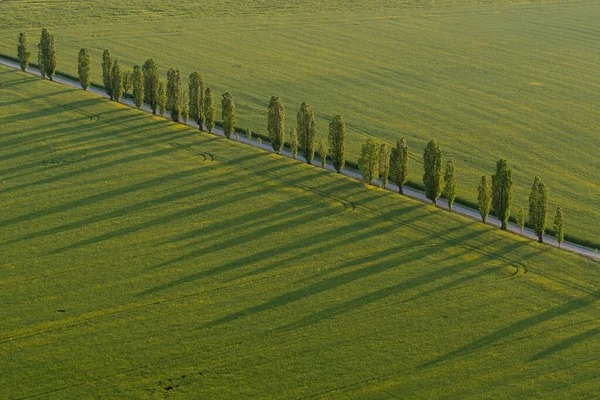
[2,66,600,398]
[1,0,598,243]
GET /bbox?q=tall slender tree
[77,48,91,91]
[221,92,236,139]
[181,90,189,124]
[328,115,347,173]
[111,60,123,102]
[38,28,56,81]
[289,127,298,160]
[358,138,380,185]
[102,50,113,100]
[478,175,492,223]
[517,208,526,234]
[379,144,390,188]
[17,32,31,72]
[529,176,549,243]
[189,71,206,130]
[166,68,182,122]
[142,59,159,114]
[443,159,457,212]
[553,206,565,248]
[246,127,252,141]
[318,140,328,168]
[132,65,144,109]
[268,96,285,153]
[423,140,443,205]
[390,137,409,194]
[122,71,132,97]
[492,159,513,230]
[297,102,317,164]
[204,87,216,133]
[158,80,166,116]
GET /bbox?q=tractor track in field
[0,57,598,265]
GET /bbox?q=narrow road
[1,57,598,262]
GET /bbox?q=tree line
[15,29,567,248]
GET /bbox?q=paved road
[2,57,598,262]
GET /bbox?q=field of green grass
[2,65,600,398]
[1,0,598,243]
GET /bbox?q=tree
[221,91,236,139]
[443,159,457,212]
[142,59,159,114]
[423,139,443,205]
[166,68,182,122]
[132,65,144,109]
[529,176,549,243]
[267,96,285,153]
[358,138,379,185]
[318,140,328,168]
[492,159,513,230]
[477,175,492,223]
[289,128,298,160]
[77,48,91,91]
[111,60,123,102]
[181,90,189,124]
[246,127,252,141]
[517,208,526,234]
[553,207,565,248]
[297,102,317,164]
[390,137,409,194]
[378,144,390,188]
[37,28,56,81]
[189,71,206,130]
[158,80,166,116]
[102,50,113,100]
[122,71,132,97]
[17,32,31,72]
[204,87,216,133]
[328,115,347,173]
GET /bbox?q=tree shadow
[529,325,600,362]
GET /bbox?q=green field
[1,0,599,244]
[2,66,600,398]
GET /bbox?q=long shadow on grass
[529,325,600,362]
[422,288,600,369]
[0,97,104,124]
[0,88,74,108]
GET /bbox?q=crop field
[1,0,599,244]
[2,66,600,398]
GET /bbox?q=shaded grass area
[0,1,598,242]
[1,66,600,398]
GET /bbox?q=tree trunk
[399,186,403,195]
[501,221,507,230]
[538,233,544,243]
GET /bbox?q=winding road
[1,57,598,262]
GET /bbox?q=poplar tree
[142,59,159,114]
[221,92,236,139]
[158,80,166,116]
[443,159,457,212]
[111,60,123,102]
[554,207,565,248]
[102,50,113,100]
[478,175,492,223]
[181,90,189,124]
[390,137,409,194]
[38,28,56,81]
[318,140,328,168]
[246,127,252,141]
[204,87,216,133]
[423,139,443,205]
[132,65,144,109]
[166,68,182,122]
[529,176,549,243]
[492,159,513,230]
[189,71,206,130]
[77,48,91,91]
[358,138,379,185]
[268,96,285,153]
[379,143,390,188]
[517,208,526,234]
[328,115,347,173]
[289,127,298,159]
[297,102,316,164]
[17,32,31,72]
[122,71,132,97]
